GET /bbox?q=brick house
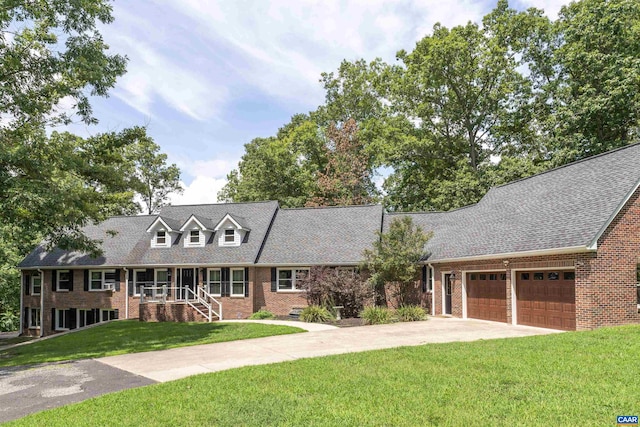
[18,144,640,335]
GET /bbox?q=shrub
[299,305,334,323]
[299,267,373,318]
[395,305,427,322]
[0,310,19,332]
[248,310,276,320]
[360,306,393,325]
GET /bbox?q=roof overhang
[425,245,594,264]
[179,214,209,232]
[146,217,177,233]
[214,213,250,231]
[586,177,640,250]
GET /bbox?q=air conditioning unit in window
[102,283,116,292]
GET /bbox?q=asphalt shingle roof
[256,205,384,265]
[384,143,640,262]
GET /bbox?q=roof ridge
[163,200,278,208]
[282,204,382,211]
[494,142,640,190]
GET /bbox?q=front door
[444,274,452,315]
[179,268,195,300]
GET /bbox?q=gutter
[38,268,44,338]
[428,263,435,316]
[428,245,593,264]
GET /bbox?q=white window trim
[31,274,42,295]
[101,309,116,322]
[152,230,171,248]
[89,269,116,292]
[207,268,222,297]
[132,269,147,297]
[230,268,245,297]
[155,269,170,287]
[276,268,309,292]
[54,308,70,331]
[184,229,205,247]
[29,308,41,329]
[56,270,71,292]
[220,229,240,247]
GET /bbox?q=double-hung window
[230,269,245,296]
[133,270,148,296]
[189,230,200,244]
[90,270,116,291]
[55,309,71,331]
[31,274,41,295]
[224,229,235,244]
[277,268,309,291]
[29,308,41,329]
[207,269,222,296]
[56,270,71,291]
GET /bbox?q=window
[500,273,507,281]
[101,310,117,322]
[133,270,148,296]
[231,269,245,296]
[489,274,497,281]
[31,274,41,295]
[479,274,487,280]
[90,270,116,291]
[207,269,221,296]
[224,229,235,243]
[470,274,477,280]
[156,231,166,244]
[521,273,530,280]
[156,269,169,286]
[564,271,575,280]
[57,270,71,291]
[55,308,72,331]
[78,309,97,328]
[29,308,40,329]
[190,230,200,243]
[548,272,559,280]
[534,272,544,280]
[277,268,309,291]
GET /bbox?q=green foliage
[0,310,19,332]
[395,305,427,322]
[125,134,183,214]
[298,267,373,318]
[299,305,334,323]
[248,310,276,320]
[0,320,303,367]
[360,306,393,325]
[362,217,431,305]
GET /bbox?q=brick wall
[140,302,206,322]
[255,267,308,316]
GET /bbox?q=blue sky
[64,0,568,205]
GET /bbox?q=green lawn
[0,321,303,367]
[8,325,640,426]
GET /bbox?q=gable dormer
[146,216,181,248]
[214,213,250,247]
[179,214,213,248]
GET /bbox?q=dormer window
[224,229,235,243]
[214,213,248,247]
[156,231,166,245]
[190,230,200,243]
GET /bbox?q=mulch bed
[275,315,366,328]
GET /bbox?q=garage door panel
[516,270,575,331]
[467,273,507,323]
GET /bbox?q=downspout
[38,269,44,338]
[124,267,129,320]
[18,271,24,336]
[428,263,435,316]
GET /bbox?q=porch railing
[140,285,222,322]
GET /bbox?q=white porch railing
[140,285,222,322]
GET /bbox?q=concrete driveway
[0,360,154,423]
[98,318,560,382]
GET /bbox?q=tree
[126,133,183,214]
[362,217,432,306]
[307,119,376,207]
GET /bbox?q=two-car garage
[464,270,576,331]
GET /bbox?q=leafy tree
[126,133,183,214]
[307,119,376,207]
[362,217,432,306]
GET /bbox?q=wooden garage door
[466,272,507,322]
[516,271,576,331]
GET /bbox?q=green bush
[0,310,19,332]
[360,306,393,325]
[248,310,276,320]
[299,305,334,323]
[395,305,427,322]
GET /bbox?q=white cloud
[519,0,567,18]
[169,177,226,205]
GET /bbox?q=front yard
[0,320,304,367]
[7,324,640,426]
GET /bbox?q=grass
[0,336,33,348]
[8,325,640,426]
[0,320,303,367]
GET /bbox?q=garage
[466,272,507,322]
[516,270,576,331]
